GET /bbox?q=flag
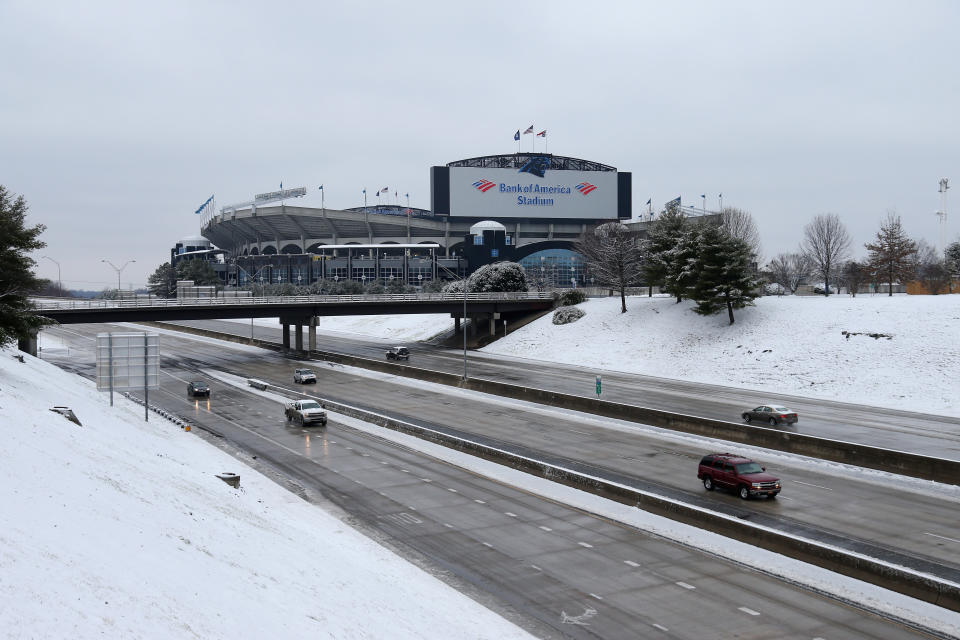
[537,130,546,137]
[362,188,366,194]
[523,125,534,134]
[645,198,651,205]
[380,187,389,194]
[375,190,380,198]
[405,193,409,198]
[280,182,283,190]
[195,195,214,215]
[700,194,705,198]
[318,185,323,190]
[513,130,520,141]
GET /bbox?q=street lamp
[436,263,468,381]
[101,259,136,297]
[42,256,61,297]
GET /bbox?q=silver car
[742,404,799,426]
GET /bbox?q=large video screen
[447,165,619,219]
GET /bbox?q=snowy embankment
[483,294,960,416]
[0,347,532,639]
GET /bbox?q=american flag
[523,125,534,134]
[380,187,389,193]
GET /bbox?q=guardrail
[31,291,553,311]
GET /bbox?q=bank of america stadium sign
[472,178,597,206]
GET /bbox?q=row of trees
[768,213,959,296]
[577,207,759,324]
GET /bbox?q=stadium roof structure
[446,153,616,172]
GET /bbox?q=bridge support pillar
[295,324,304,352]
[282,324,290,350]
[488,316,496,336]
[309,317,317,352]
[454,316,461,333]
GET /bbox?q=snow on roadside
[202,367,960,639]
[482,294,960,416]
[0,346,533,640]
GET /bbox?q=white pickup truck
[284,399,327,426]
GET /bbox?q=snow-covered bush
[552,305,585,325]
[556,289,587,306]
[468,262,528,293]
[442,279,467,294]
[764,283,786,296]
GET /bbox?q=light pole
[42,256,61,297]
[437,263,468,380]
[101,259,135,297]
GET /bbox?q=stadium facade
[198,153,635,288]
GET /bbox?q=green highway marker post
[595,375,602,398]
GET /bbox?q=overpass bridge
[30,292,554,352]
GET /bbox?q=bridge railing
[31,291,554,311]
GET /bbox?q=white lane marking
[474,499,486,504]
[482,542,494,548]
[352,479,362,484]
[624,560,639,567]
[361,453,370,457]
[443,523,453,528]
[505,512,517,517]
[676,581,696,590]
[539,525,553,532]
[407,506,417,511]
[652,623,669,631]
[421,478,432,482]
[588,593,603,600]
[447,488,458,493]
[401,469,410,473]
[738,606,760,616]
[578,542,593,548]
[530,564,542,571]
[792,480,833,491]
[925,532,960,544]
[380,461,389,465]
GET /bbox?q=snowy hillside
[482,294,960,416]
[0,346,532,639]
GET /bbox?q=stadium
[196,153,634,289]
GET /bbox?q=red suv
[698,453,781,500]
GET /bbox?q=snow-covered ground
[0,346,534,639]
[484,294,960,416]
[225,294,958,415]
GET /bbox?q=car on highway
[742,404,798,426]
[293,368,317,384]
[186,380,210,397]
[284,399,327,426]
[386,346,410,361]
[698,453,781,499]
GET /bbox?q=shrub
[552,306,585,325]
[468,262,528,293]
[556,289,587,306]
[442,279,468,294]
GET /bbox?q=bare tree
[767,252,812,294]
[720,207,762,260]
[576,222,644,313]
[914,239,951,295]
[841,260,869,297]
[800,213,851,296]
[865,212,917,296]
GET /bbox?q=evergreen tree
[864,213,918,296]
[147,262,177,298]
[642,207,687,299]
[0,186,51,347]
[175,259,221,288]
[688,224,758,325]
[662,222,701,303]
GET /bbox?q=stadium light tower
[937,178,950,254]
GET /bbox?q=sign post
[595,375,602,398]
[96,333,160,421]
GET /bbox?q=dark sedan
[187,380,210,397]
[742,404,798,426]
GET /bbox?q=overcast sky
[2,1,957,289]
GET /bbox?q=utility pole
[42,256,61,297]
[938,178,950,254]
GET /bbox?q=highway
[38,322,959,638]
[167,318,960,461]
